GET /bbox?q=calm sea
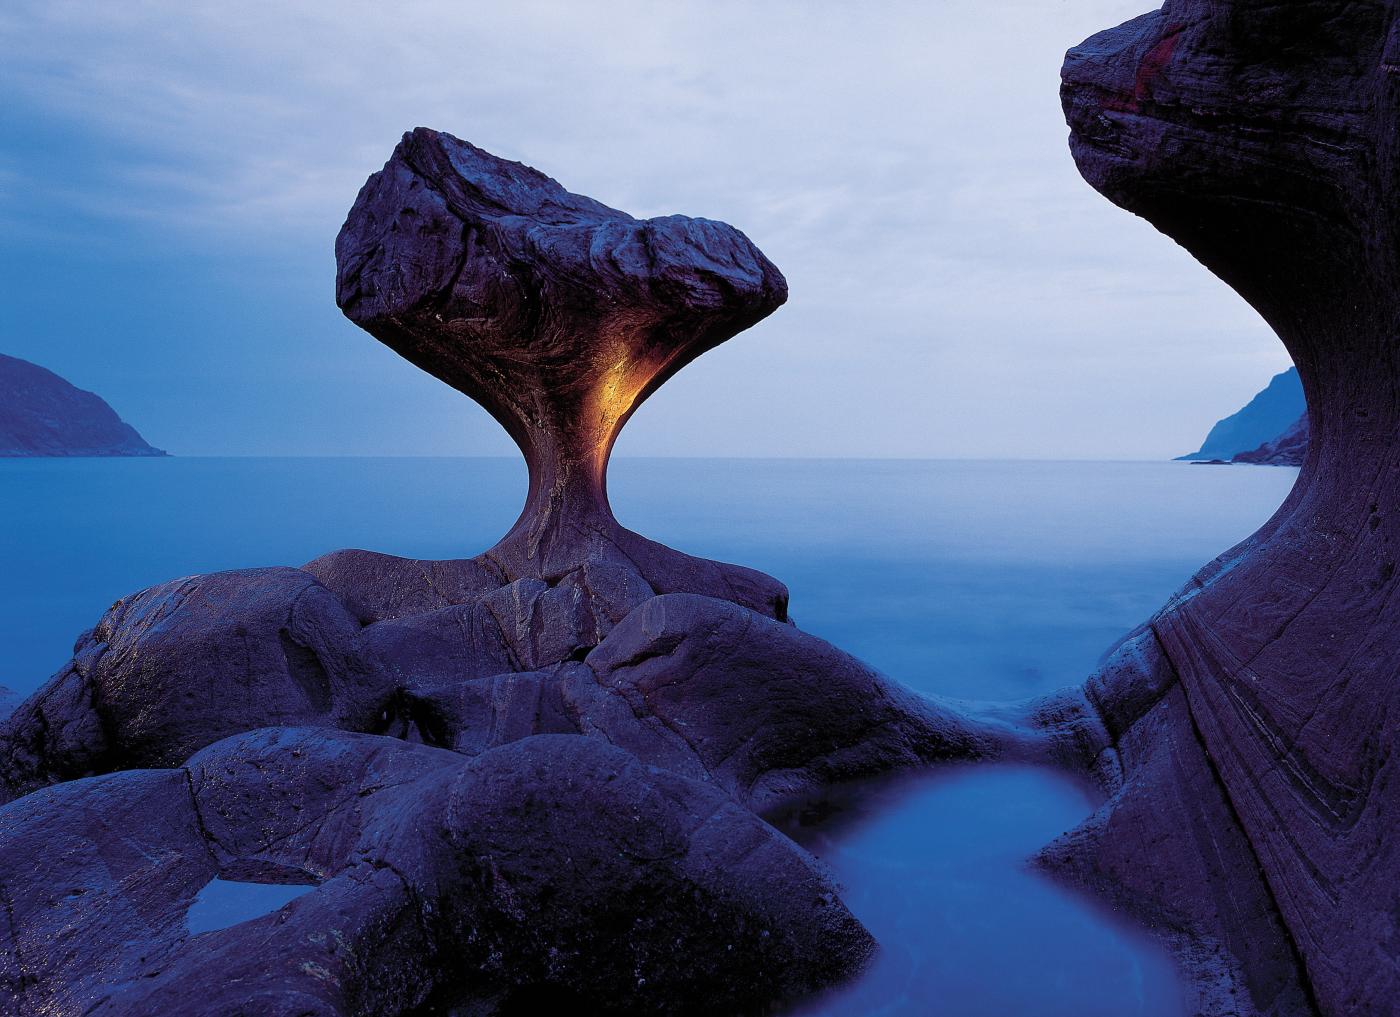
[0,457,1296,1015]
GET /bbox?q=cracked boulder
[0,568,386,802]
[388,593,1028,810]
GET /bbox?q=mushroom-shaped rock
[334,128,789,613]
[1057,4,1400,1014]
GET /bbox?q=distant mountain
[0,354,166,457]
[1178,367,1305,462]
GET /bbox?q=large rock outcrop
[0,353,165,457]
[0,568,387,800]
[1055,4,1400,1014]
[0,134,1046,1015]
[0,728,870,1015]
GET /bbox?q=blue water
[186,877,315,935]
[0,456,1296,1013]
[773,766,1179,1016]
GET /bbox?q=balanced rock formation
[328,128,789,621]
[1053,4,1400,1014]
[0,353,165,457]
[0,133,1040,1014]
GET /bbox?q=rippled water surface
[0,457,1295,1008]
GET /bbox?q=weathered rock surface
[0,572,1022,814]
[0,727,871,1015]
[0,353,165,457]
[1058,4,1400,1014]
[0,568,387,801]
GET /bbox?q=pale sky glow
[0,1,1290,459]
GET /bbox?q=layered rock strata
[1050,4,1400,1014]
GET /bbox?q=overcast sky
[0,1,1290,459]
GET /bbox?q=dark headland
[0,353,165,457]
[1179,366,1307,466]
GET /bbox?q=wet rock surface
[1057,3,1400,1014]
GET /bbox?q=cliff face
[1179,367,1305,461]
[0,354,165,457]
[1059,3,1400,1015]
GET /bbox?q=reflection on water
[771,766,1183,1017]
[0,456,1295,1013]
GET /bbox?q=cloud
[0,0,1289,459]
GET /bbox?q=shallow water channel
[771,765,1180,1016]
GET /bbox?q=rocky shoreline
[0,133,1054,1016]
[1,3,1395,1013]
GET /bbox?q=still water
[186,878,315,936]
[0,457,1295,1013]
